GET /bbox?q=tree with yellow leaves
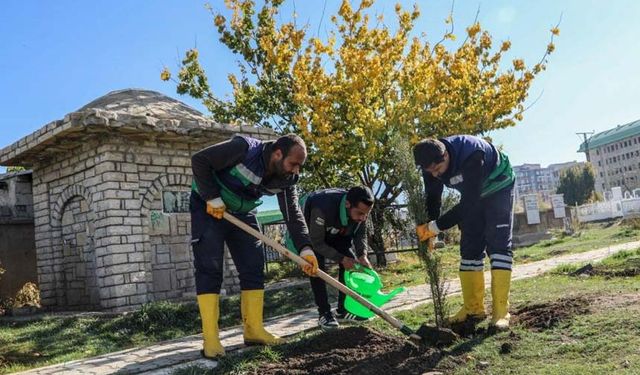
[163,0,558,264]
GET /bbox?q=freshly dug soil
[255,326,444,375]
[594,258,640,277]
[415,324,458,346]
[571,258,640,278]
[448,316,486,337]
[513,296,590,331]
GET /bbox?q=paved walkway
[17,240,640,375]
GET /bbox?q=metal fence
[259,205,421,271]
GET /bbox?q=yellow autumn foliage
[166,0,558,216]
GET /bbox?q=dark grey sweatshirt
[192,136,312,250]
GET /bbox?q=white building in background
[579,118,640,194]
[513,161,583,202]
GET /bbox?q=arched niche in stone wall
[140,174,194,301]
[51,185,99,310]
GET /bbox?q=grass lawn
[379,220,640,289]
[0,284,336,374]
[0,220,637,373]
[513,220,639,263]
[180,247,640,374]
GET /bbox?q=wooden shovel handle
[223,212,409,331]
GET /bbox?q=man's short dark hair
[347,186,375,207]
[413,139,446,168]
[273,134,306,157]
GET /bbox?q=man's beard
[274,158,291,178]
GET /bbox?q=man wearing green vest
[413,135,515,331]
[190,134,319,359]
[296,186,375,330]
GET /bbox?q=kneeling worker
[294,186,375,329]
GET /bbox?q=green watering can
[344,264,406,319]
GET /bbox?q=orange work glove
[299,247,319,276]
[206,198,226,219]
[416,221,440,242]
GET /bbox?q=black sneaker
[335,311,370,322]
[318,311,340,330]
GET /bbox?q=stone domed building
[0,89,274,311]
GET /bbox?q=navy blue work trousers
[309,235,355,315]
[458,184,515,272]
[190,192,264,294]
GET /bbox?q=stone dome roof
[78,89,210,122]
[0,88,274,166]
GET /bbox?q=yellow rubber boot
[490,269,512,331]
[197,294,225,358]
[448,271,487,324]
[241,290,284,346]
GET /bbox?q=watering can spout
[369,285,405,306]
[384,286,405,302]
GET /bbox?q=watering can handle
[345,264,374,289]
[353,263,377,277]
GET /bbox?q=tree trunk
[369,204,387,267]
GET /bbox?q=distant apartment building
[513,161,583,202]
[579,118,640,194]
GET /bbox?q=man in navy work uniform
[190,133,319,359]
[413,135,515,331]
[295,186,374,329]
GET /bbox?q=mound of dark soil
[415,324,458,346]
[447,316,486,337]
[513,296,590,331]
[256,326,443,375]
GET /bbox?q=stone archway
[140,174,194,301]
[51,185,99,309]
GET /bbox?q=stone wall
[512,208,571,247]
[513,208,570,235]
[0,172,33,220]
[33,139,103,309]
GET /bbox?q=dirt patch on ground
[591,293,640,312]
[571,258,640,278]
[253,327,444,375]
[513,296,590,331]
[514,292,640,332]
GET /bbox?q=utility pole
[577,131,595,162]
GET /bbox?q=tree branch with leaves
[162,0,558,261]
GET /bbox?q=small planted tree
[392,135,448,327]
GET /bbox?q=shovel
[222,212,426,344]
